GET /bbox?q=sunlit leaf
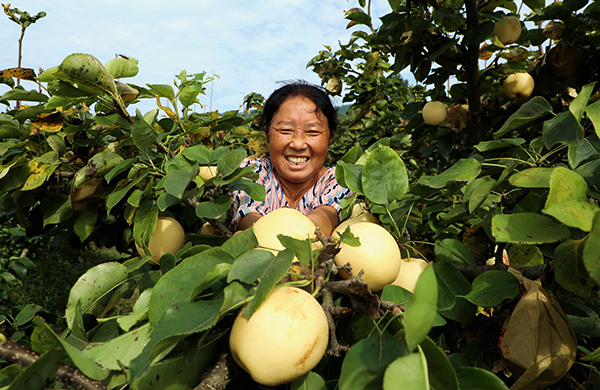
[404,265,438,351]
[461,271,519,307]
[509,167,554,188]
[105,56,139,79]
[362,145,408,205]
[543,167,600,231]
[491,213,570,244]
[0,67,36,81]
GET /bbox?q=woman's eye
[307,131,321,136]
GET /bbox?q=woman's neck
[275,166,327,209]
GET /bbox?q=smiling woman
[228,81,353,236]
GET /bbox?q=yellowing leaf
[0,67,37,81]
[155,96,179,122]
[21,161,47,191]
[31,111,63,134]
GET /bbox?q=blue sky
[1,0,410,113]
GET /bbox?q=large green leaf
[509,167,553,188]
[570,82,597,123]
[73,149,124,189]
[418,159,481,189]
[216,148,247,177]
[105,57,139,79]
[221,226,258,258]
[41,194,74,226]
[164,165,197,199]
[576,159,600,187]
[53,53,116,95]
[583,215,600,285]
[433,261,477,324]
[568,135,600,169]
[336,161,364,194]
[543,167,600,231]
[130,297,223,383]
[555,238,596,293]
[585,99,600,139]
[461,271,519,307]
[82,323,151,370]
[291,372,327,390]
[132,109,158,150]
[454,366,509,390]
[65,262,129,330]
[195,195,231,219]
[5,348,61,390]
[434,238,477,268]
[491,213,570,243]
[148,247,234,324]
[420,337,459,390]
[242,248,295,319]
[493,96,553,139]
[362,145,408,205]
[0,88,49,102]
[542,110,584,149]
[106,170,150,215]
[383,350,429,390]
[74,206,97,242]
[227,178,266,202]
[464,177,496,214]
[404,265,438,351]
[338,333,409,390]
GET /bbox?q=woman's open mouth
[286,156,309,166]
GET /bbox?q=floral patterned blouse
[228,157,353,230]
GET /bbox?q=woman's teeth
[287,157,308,165]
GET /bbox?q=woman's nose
[289,130,307,148]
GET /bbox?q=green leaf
[74,206,97,242]
[404,265,438,351]
[195,195,231,219]
[148,247,234,324]
[105,170,149,215]
[464,177,496,214]
[290,371,327,390]
[179,83,205,108]
[146,84,175,100]
[434,238,477,268]
[461,271,519,307]
[164,165,197,199]
[276,235,313,267]
[583,215,600,286]
[83,323,151,370]
[105,157,136,183]
[13,304,44,327]
[463,20,494,45]
[65,262,129,330]
[420,337,459,390]
[130,296,223,382]
[133,200,158,248]
[474,138,525,152]
[493,96,553,139]
[242,248,295,319]
[0,88,49,102]
[104,57,139,79]
[384,350,429,390]
[543,167,600,231]
[454,366,509,390]
[181,144,212,165]
[132,109,158,150]
[570,82,596,122]
[362,145,408,205]
[555,238,596,293]
[542,110,584,149]
[434,261,477,324]
[509,167,553,188]
[418,159,482,189]
[5,348,61,390]
[568,135,600,169]
[227,178,266,202]
[576,159,600,187]
[585,99,600,139]
[41,194,74,227]
[217,148,247,177]
[336,161,364,194]
[221,226,258,258]
[189,263,232,300]
[491,213,571,244]
[506,243,544,266]
[338,333,409,390]
[53,53,116,95]
[73,149,124,189]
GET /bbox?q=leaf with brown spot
[0,67,37,81]
[31,111,63,134]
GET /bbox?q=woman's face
[267,96,330,186]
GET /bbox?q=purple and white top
[228,157,353,230]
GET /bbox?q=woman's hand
[306,206,339,236]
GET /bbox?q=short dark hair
[261,80,337,139]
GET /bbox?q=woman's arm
[237,212,263,231]
[306,205,339,236]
